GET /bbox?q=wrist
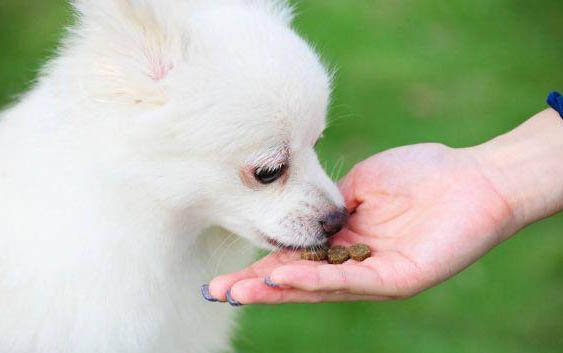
[469,109,563,238]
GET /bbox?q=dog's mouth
[258,230,327,251]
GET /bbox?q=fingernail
[201,284,218,302]
[226,290,243,307]
[264,276,280,288]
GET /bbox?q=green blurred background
[1,0,562,352]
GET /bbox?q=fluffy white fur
[0,1,344,352]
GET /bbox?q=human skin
[207,108,563,304]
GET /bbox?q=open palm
[207,143,514,304]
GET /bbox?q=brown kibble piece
[349,243,371,261]
[300,248,328,261]
[327,246,350,264]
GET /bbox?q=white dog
[0,0,346,352]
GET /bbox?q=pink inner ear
[149,59,174,81]
[144,46,174,81]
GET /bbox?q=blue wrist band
[547,91,563,119]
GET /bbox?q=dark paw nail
[226,290,243,307]
[201,284,218,302]
[264,276,280,288]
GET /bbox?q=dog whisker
[206,231,237,269]
[331,156,346,181]
[213,235,243,277]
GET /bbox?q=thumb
[267,252,421,298]
[267,257,399,296]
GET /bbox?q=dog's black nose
[320,209,348,237]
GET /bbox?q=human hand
[206,143,518,304]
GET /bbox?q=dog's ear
[72,0,185,106]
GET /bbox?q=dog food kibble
[300,248,328,261]
[327,246,350,264]
[301,244,372,263]
[349,243,371,261]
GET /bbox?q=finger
[268,260,394,296]
[228,278,391,304]
[338,166,361,213]
[207,251,308,300]
[208,268,259,302]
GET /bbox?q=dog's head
[75,0,346,250]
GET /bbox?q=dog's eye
[254,164,287,184]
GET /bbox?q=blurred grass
[1,0,562,352]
